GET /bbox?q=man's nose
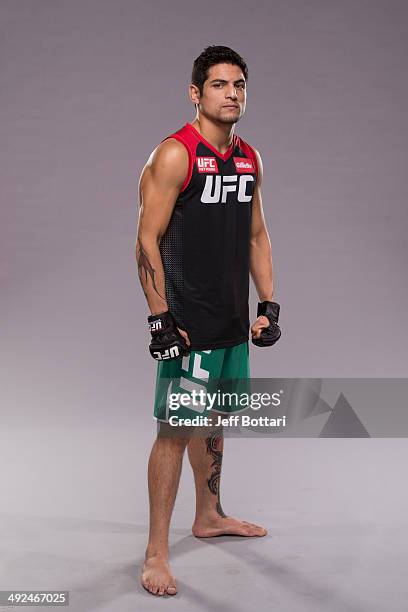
[226,86,238,99]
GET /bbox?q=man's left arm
[249,149,273,303]
[249,149,281,345]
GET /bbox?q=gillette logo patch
[233,157,255,173]
[196,157,219,173]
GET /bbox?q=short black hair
[191,45,248,95]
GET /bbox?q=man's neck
[190,116,235,155]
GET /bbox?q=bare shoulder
[150,137,188,168]
[251,146,263,186]
[140,138,189,192]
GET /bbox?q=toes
[142,578,177,597]
[242,521,268,535]
[256,525,268,535]
[239,522,266,536]
[250,526,266,536]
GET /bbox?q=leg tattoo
[206,429,226,518]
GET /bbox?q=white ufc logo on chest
[200,174,254,203]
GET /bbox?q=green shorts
[153,341,250,422]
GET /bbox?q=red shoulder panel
[235,135,259,177]
[161,124,200,192]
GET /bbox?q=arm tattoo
[206,429,227,518]
[136,239,166,301]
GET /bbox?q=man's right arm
[135,138,190,341]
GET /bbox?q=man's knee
[156,421,191,447]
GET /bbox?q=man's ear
[189,83,201,105]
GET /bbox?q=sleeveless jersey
[159,122,258,351]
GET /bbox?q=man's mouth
[222,105,239,109]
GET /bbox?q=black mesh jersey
[159,122,258,351]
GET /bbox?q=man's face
[192,63,247,124]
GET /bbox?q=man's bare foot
[141,554,177,596]
[192,514,267,538]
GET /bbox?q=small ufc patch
[149,320,162,332]
[196,156,219,173]
[233,157,255,173]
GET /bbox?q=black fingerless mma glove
[252,301,282,347]
[148,310,189,360]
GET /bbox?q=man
[135,45,281,597]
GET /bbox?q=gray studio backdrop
[2,0,407,432]
[1,2,408,608]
